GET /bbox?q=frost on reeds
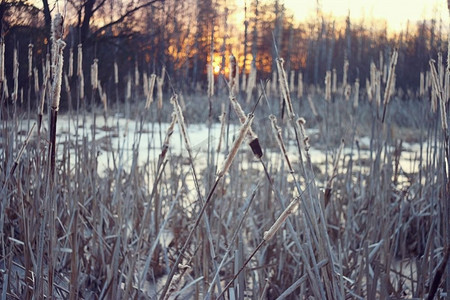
[171,94,192,154]
[0,39,4,82]
[217,113,254,177]
[161,112,177,159]
[430,59,448,132]
[269,114,293,171]
[51,39,66,111]
[381,48,398,122]
[276,57,295,119]
[296,117,310,153]
[263,195,300,241]
[217,103,226,153]
[145,74,156,109]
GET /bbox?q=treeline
[0,0,446,103]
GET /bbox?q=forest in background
[0,0,448,106]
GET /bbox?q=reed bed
[0,33,449,300]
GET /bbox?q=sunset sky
[281,0,449,32]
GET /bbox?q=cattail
[217,113,254,177]
[379,51,384,78]
[353,78,360,108]
[366,78,372,102]
[45,54,51,82]
[296,117,310,152]
[325,70,331,101]
[217,103,227,153]
[269,114,293,171]
[246,63,257,104]
[4,77,8,98]
[342,59,349,90]
[344,84,351,101]
[179,92,186,110]
[207,62,214,97]
[241,72,247,92]
[91,58,98,90]
[143,72,148,96]
[161,112,178,159]
[28,44,33,78]
[64,73,70,94]
[263,195,299,241]
[375,70,381,107]
[99,82,107,113]
[12,48,18,102]
[229,54,237,94]
[0,40,4,82]
[79,73,84,99]
[77,44,83,77]
[290,70,295,92]
[34,67,39,93]
[114,61,118,84]
[157,76,164,110]
[382,48,398,107]
[332,68,337,94]
[383,64,388,84]
[297,72,303,98]
[68,47,73,77]
[370,62,376,93]
[126,76,131,101]
[276,58,295,119]
[307,95,318,118]
[145,74,156,109]
[135,62,140,86]
[171,94,192,154]
[51,39,66,110]
[51,13,63,77]
[419,72,425,97]
[271,71,277,95]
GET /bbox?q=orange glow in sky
[281,0,449,32]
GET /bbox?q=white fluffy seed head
[51,39,66,110]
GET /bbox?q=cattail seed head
[28,44,33,78]
[332,68,337,93]
[325,70,331,101]
[114,61,118,84]
[161,112,178,158]
[276,57,295,119]
[207,62,214,97]
[145,74,156,109]
[217,113,254,177]
[68,47,73,77]
[135,62,140,86]
[383,48,398,106]
[51,39,66,110]
[34,67,39,93]
[91,58,98,90]
[77,44,83,77]
[342,59,349,89]
[297,72,303,98]
[296,117,310,152]
[171,94,193,154]
[353,79,360,108]
[264,196,299,241]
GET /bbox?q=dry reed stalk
[272,71,277,94]
[324,139,344,206]
[366,78,372,102]
[3,77,8,98]
[381,48,398,122]
[269,114,293,171]
[229,54,237,94]
[376,70,381,107]
[297,72,303,98]
[344,84,351,101]
[276,58,295,119]
[264,195,300,241]
[325,70,332,101]
[161,112,177,159]
[145,73,156,109]
[0,39,4,82]
[430,60,448,132]
[307,95,318,119]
